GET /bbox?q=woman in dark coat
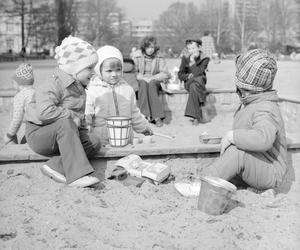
[178,39,210,125]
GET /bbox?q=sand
[0,149,300,249]
[1,59,300,249]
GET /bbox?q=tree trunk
[21,0,25,50]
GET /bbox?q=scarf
[235,90,279,115]
[138,53,160,75]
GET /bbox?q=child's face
[101,58,122,85]
[76,64,95,86]
[187,42,201,58]
[145,43,155,56]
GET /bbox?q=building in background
[131,20,153,39]
[0,13,22,53]
[108,12,120,34]
[0,0,53,54]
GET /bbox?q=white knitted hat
[94,45,123,76]
[54,36,98,75]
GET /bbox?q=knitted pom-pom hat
[13,63,34,85]
[54,36,98,75]
[94,45,123,77]
[235,49,277,92]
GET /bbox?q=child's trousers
[137,79,165,120]
[25,118,101,184]
[184,79,206,121]
[201,145,279,190]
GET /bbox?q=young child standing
[202,49,288,192]
[85,45,153,144]
[25,36,101,188]
[4,63,34,145]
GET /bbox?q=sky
[116,0,205,21]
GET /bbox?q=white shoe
[40,165,66,183]
[69,175,100,188]
[174,182,201,197]
[261,188,276,198]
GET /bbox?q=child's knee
[57,118,78,131]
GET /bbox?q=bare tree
[3,0,32,52]
[79,0,121,47]
[276,0,295,44]
[258,0,298,52]
[55,0,78,45]
[28,2,56,52]
[234,0,247,51]
[200,0,231,51]
[154,2,201,54]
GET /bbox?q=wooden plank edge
[1,142,300,163]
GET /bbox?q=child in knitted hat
[4,63,34,145]
[201,49,288,195]
[25,36,101,188]
[85,45,153,145]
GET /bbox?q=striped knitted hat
[235,49,277,92]
[13,63,34,85]
[54,36,98,75]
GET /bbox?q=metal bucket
[198,176,237,215]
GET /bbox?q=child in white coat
[85,45,153,144]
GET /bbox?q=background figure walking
[178,39,210,125]
[133,36,170,127]
[201,31,216,60]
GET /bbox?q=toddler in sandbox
[176,49,288,197]
[25,36,101,188]
[202,49,288,195]
[4,63,34,145]
[85,45,153,145]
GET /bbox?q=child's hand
[4,133,18,145]
[142,76,153,83]
[220,130,234,155]
[142,127,153,136]
[187,73,194,79]
[87,125,92,133]
[189,54,196,66]
[136,73,144,81]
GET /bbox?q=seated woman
[133,36,170,127]
[178,39,210,125]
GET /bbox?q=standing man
[201,31,216,60]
